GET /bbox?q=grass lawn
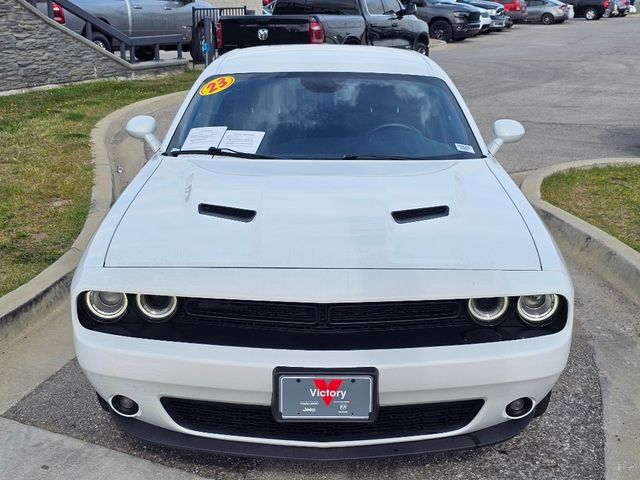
[0,71,199,297]
[541,165,640,253]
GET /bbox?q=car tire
[190,23,206,63]
[413,41,429,55]
[135,47,156,62]
[430,20,453,42]
[91,32,111,51]
[541,13,555,24]
[584,7,598,19]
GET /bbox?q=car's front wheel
[134,47,156,62]
[541,13,555,24]
[91,32,111,51]
[430,20,453,42]
[584,7,598,19]
[414,41,429,55]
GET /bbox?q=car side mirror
[125,115,161,151]
[487,119,525,155]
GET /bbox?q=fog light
[506,397,533,418]
[111,395,139,416]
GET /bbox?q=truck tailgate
[219,16,311,50]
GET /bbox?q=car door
[131,0,173,36]
[382,0,411,48]
[525,0,544,19]
[161,0,193,40]
[365,0,397,47]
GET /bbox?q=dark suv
[562,0,612,18]
[415,0,482,42]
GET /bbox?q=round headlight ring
[467,296,509,326]
[517,294,559,326]
[84,291,128,323]
[135,294,178,323]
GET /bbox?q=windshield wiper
[342,153,484,160]
[167,147,282,159]
[341,154,429,160]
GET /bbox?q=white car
[71,45,573,460]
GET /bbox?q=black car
[561,0,612,18]
[217,0,430,54]
[414,0,482,42]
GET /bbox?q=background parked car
[611,0,630,15]
[36,0,211,61]
[218,0,430,54]
[415,0,483,42]
[561,0,611,19]
[494,0,529,21]
[525,0,569,22]
[455,0,510,30]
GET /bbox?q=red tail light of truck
[309,20,325,44]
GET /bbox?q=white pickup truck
[37,0,211,60]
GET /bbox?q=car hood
[104,157,540,271]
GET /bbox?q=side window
[305,0,360,14]
[382,0,402,13]
[273,1,307,14]
[366,0,385,14]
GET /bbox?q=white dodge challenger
[71,45,573,459]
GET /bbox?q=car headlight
[517,294,559,326]
[467,297,509,325]
[84,291,128,323]
[453,11,469,17]
[135,294,178,322]
[489,9,497,15]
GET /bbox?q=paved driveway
[432,17,640,172]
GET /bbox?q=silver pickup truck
[37,0,211,60]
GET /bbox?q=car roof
[207,45,439,78]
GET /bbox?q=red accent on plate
[313,379,343,406]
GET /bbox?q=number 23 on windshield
[199,76,235,96]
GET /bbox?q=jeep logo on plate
[258,28,268,41]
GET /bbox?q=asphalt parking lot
[3,15,640,480]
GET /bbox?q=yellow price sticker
[199,76,235,96]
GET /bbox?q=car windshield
[166,72,482,160]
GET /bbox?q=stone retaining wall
[0,0,187,94]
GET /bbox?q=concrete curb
[0,91,187,342]
[430,39,447,51]
[521,158,640,303]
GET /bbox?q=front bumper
[452,22,482,39]
[111,409,536,460]
[490,17,508,29]
[76,323,571,455]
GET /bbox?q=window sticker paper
[455,143,475,154]
[182,127,228,151]
[219,130,266,154]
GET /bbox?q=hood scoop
[198,203,256,223]
[392,205,450,224]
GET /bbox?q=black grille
[184,298,461,330]
[78,296,568,350]
[161,398,484,442]
[469,12,481,23]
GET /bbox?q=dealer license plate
[275,371,375,422]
